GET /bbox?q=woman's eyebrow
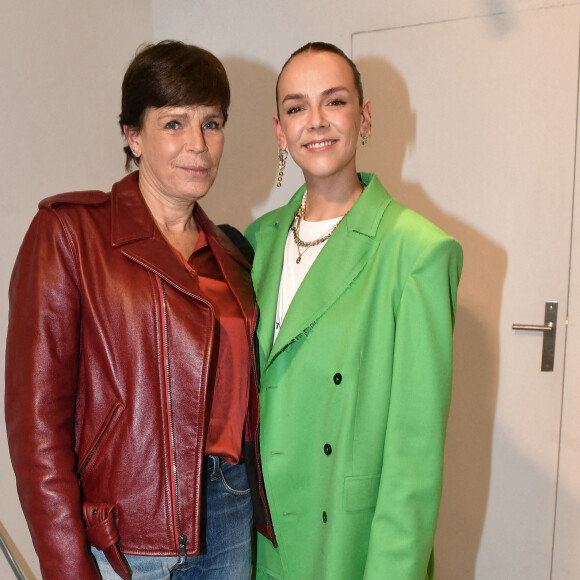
[281,86,349,105]
[281,92,306,104]
[321,86,348,97]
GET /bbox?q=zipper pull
[178,534,188,556]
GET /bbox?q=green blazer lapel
[269,174,393,367]
[253,198,300,370]
[268,225,373,366]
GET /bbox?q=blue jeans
[92,456,252,579]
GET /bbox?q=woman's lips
[304,139,337,150]
[178,165,209,174]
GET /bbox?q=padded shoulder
[39,191,109,209]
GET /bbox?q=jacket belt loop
[102,545,130,580]
[83,502,130,580]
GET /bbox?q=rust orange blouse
[171,227,249,464]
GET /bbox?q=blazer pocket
[344,475,380,512]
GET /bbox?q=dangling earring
[276,148,288,188]
[361,121,372,147]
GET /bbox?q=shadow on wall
[356,56,507,580]
[199,57,279,232]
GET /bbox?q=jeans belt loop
[208,455,220,480]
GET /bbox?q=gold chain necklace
[290,181,365,264]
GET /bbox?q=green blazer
[246,174,463,580]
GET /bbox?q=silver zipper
[160,279,187,556]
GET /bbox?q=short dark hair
[120,40,230,169]
[275,42,364,116]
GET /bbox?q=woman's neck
[139,184,200,259]
[302,172,364,221]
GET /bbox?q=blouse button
[322,511,328,523]
[324,444,332,455]
[333,373,342,385]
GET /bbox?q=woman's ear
[123,125,141,157]
[273,116,287,151]
[360,99,372,136]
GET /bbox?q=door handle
[512,301,558,372]
[511,323,553,332]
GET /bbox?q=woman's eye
[203,120,222,131]
[165,120,180,130]
[328,99,346,107]
[286,106,303,115]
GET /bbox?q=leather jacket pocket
[83,502,119,550]
[78,401,124,476]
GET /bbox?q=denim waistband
[205,455,244,478]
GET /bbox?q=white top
[273,216,342,344]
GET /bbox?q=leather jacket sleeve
[5,207,101,579]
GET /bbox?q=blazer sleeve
[5,208,101,579]
[363,236,463,580]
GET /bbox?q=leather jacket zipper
[159,279,187,556]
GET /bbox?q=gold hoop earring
[361,132,370,147]
[276,148,288,188]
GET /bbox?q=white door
[353,6,579,579]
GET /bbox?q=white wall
[151,0,578,228]
[0,2,153,577]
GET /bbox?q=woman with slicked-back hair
[246,42,462,579]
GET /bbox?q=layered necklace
[290,181,366,264]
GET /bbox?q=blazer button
[324,444,332,455]
[333,373,342,385]
[322,511,328,523]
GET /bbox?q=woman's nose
[185,125,207,153]
[309,106,328,130]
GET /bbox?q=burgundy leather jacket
[5,172,275,579]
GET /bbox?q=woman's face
[124,104,225,205]
[274,50,371,182]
